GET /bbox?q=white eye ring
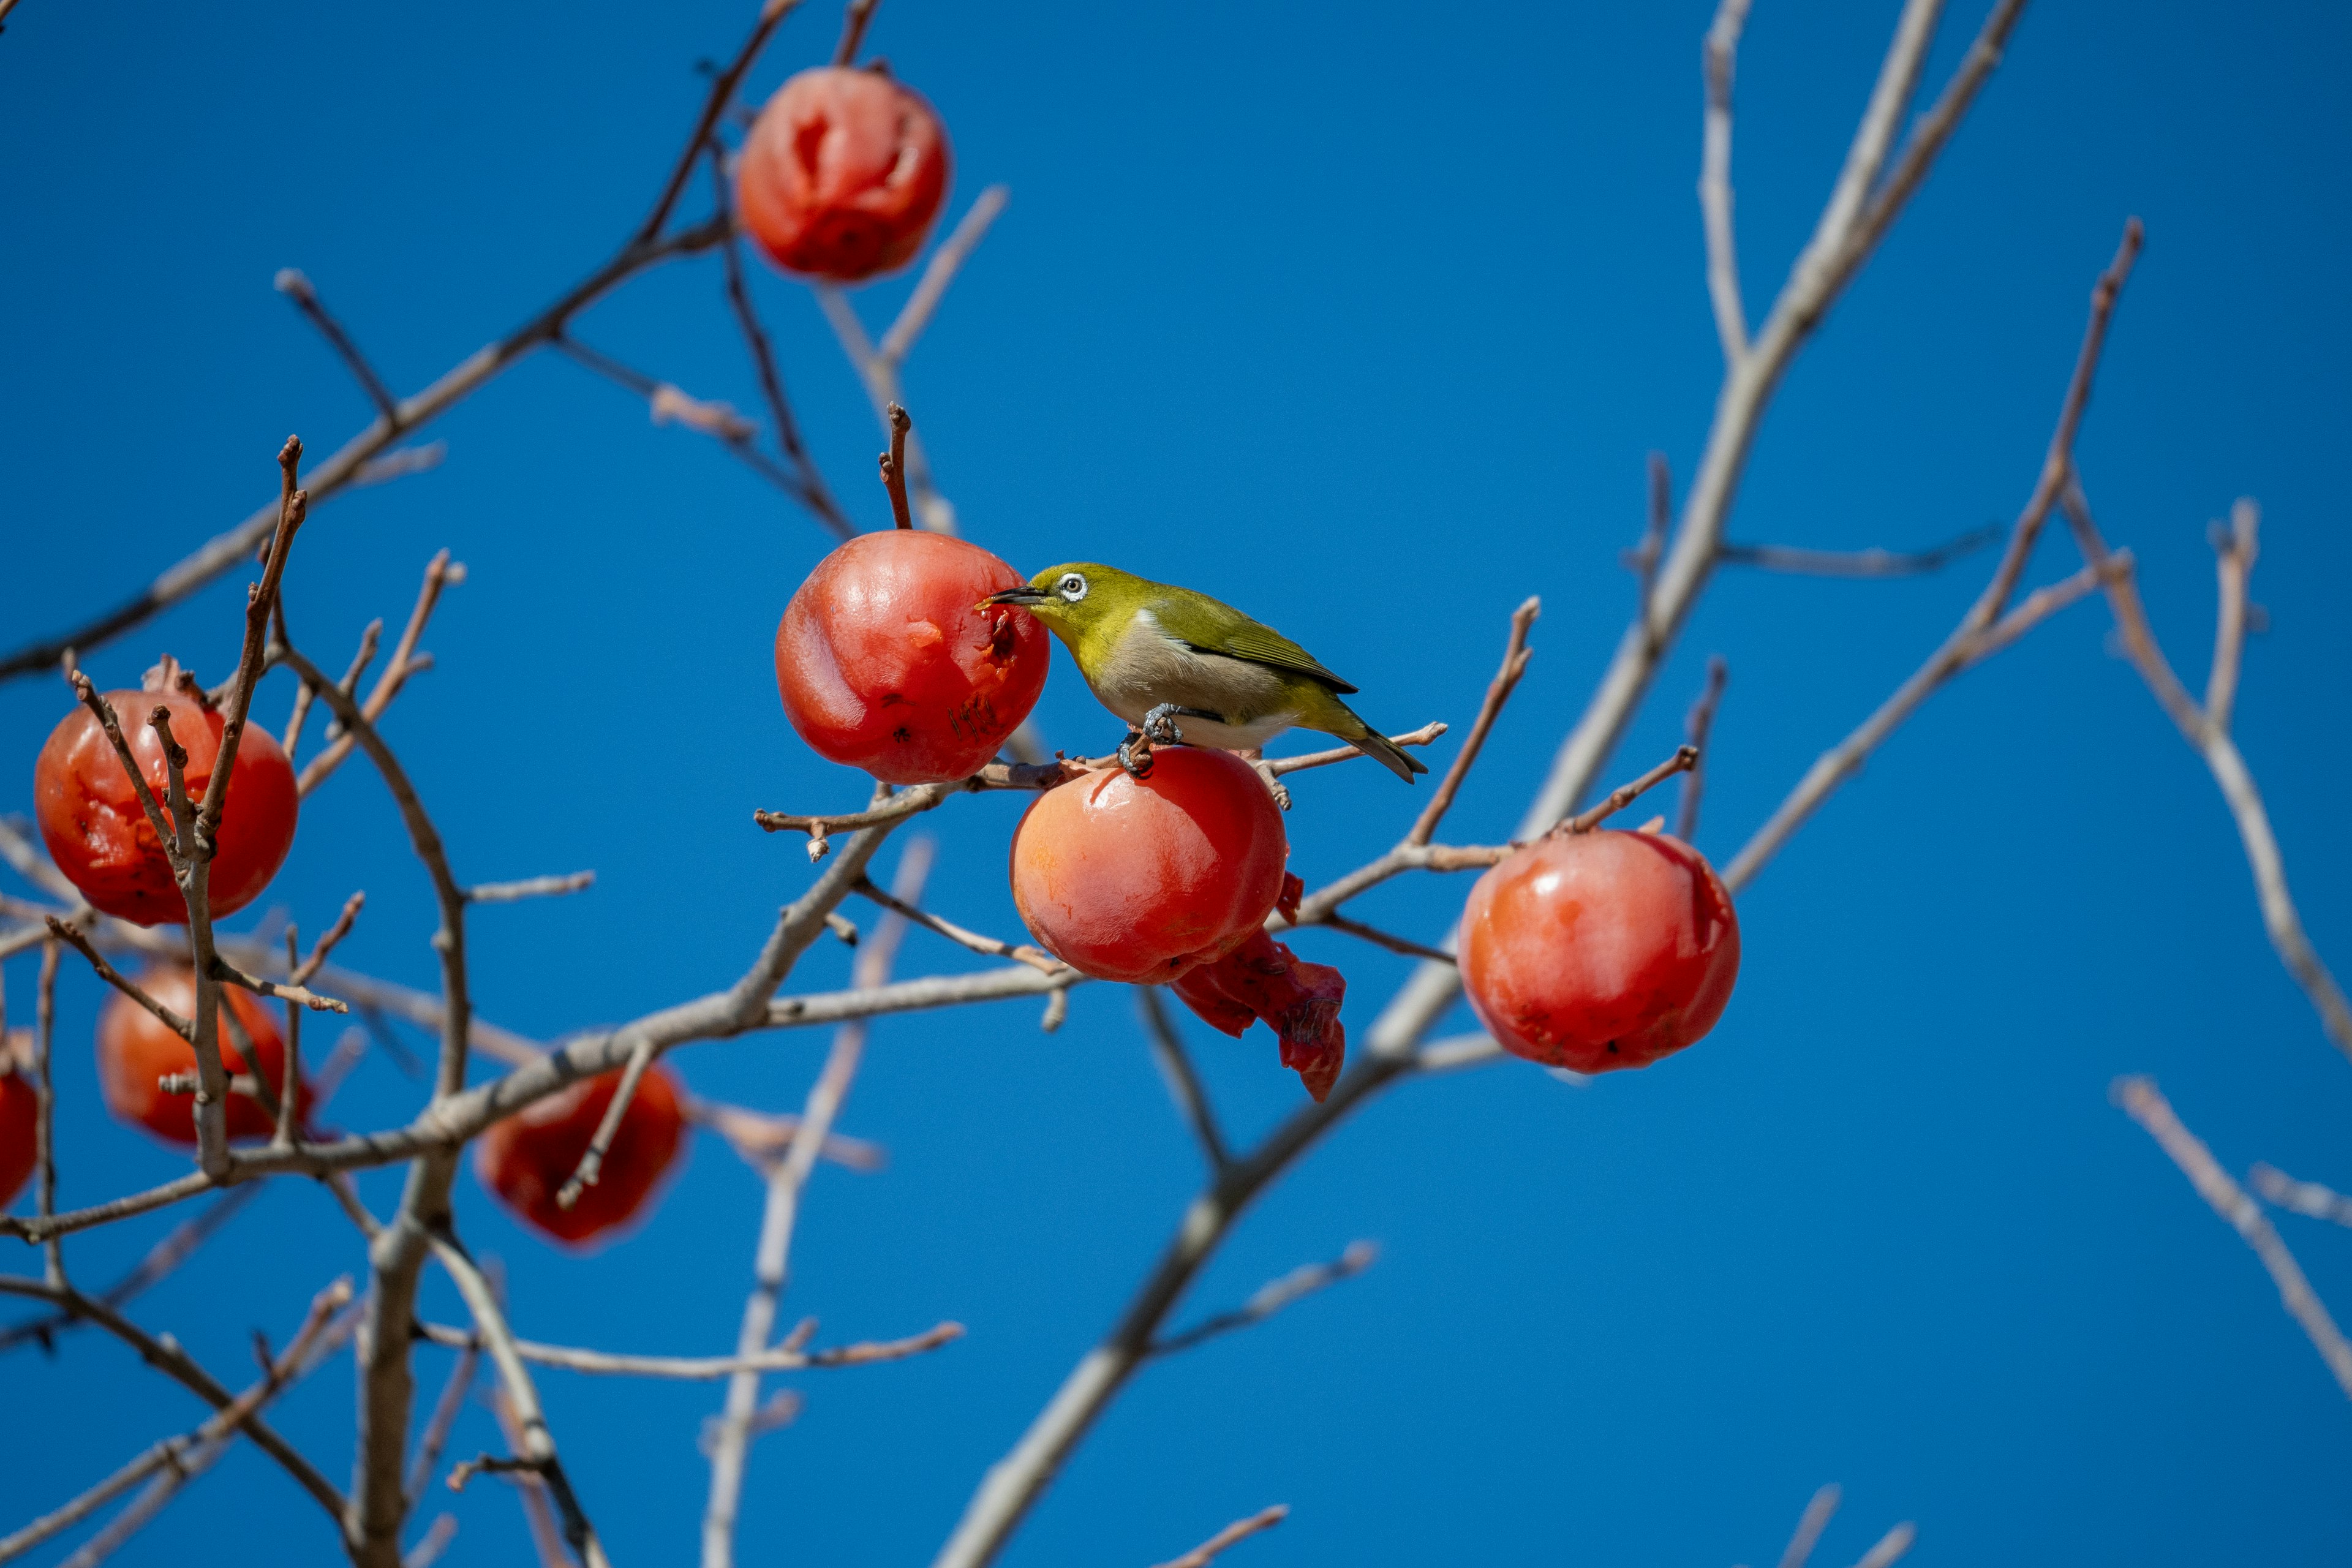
[1058,573,1088,603]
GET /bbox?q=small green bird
[982,562,1428,782]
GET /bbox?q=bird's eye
[1059,573,1088,602]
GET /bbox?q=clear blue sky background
[4,1,2350,1564]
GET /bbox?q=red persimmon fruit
[1009,747,1288,984]
[1458,829,1740,1074]
[473,1064,686,1247]
[777,531,1049,785]
[36,662,299,926]
[737,66,951,282]
[96,966,306,1144]
[1171,928,1349,1101]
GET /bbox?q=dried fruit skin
[737,66,951,282]
[1009,747,1289,984]
[473,1064,686,1246]
[0,1068,34,1210]
[35,685,298,926]
[1170,928,1348,1101]
[96,967,306,1144]
[1458,829,1740,1074]
[777,532,1050,785]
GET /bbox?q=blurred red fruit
[1458,829,1740,1073]
[777,532,1049,785]
[97,966,306,1144]
[36,663,298,926]
[1009,747,1288,984]
[737,66,951,282]
[0,1056,35,1210]
[473,1064,686,1246]
[1172,929,1349,1101]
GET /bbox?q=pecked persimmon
[0,1054,34,1210]
[1458,829,1740,1074]
[36,662,298,926]
[777,531,1049,785]
[737,66,951,282]
[473,1064,685,1246]
[96,966,306,1144]
[1172,929,1349,1101]
[1009,747,1288,984]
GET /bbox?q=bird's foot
[1118,730,1155,780]
[1140,703,1190,746]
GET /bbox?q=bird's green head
[980,562,1148,640]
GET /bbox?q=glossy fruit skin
[1459,829,1740,1074]
[36,685,298,926]
[97,967,306,1144]
[473,1065,685,1246]
[737,66,951,282]
[777,531,1049,785]
[1170,928,1348,1101]
[0,1067,35,1210]
[1009,747,1289,984]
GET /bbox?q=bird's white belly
[1089,611,1305,752]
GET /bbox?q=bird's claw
[1140,703,1187,746]
[1118,731,1155,780]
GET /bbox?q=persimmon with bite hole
[738,66,951,282]
[1,1053,35,1210]
[777,531,1049,784]
[36,660,299,926]
[473,1064,686,1246]
[97,966,306,1144]
[1009,747,1288,984]
[1459,829,1740,1074]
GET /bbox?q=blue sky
[4,1,2351,1564]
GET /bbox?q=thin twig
[832,0,878,65]
[881,402,914,529]
[1151,1242,1378,1357]
[412,1319,962,1380]
[1777,1484,1841,1568]
[878,186,1012,367]
[1148,1505,1289,1568]
[1851,1523,1918,1568]
[1700,0,1752,364]
[1138,987,1229,1174]
[1675,656,1728,842]
[854,875,1065,975]
[2250,1164,2352,1229]
[275,270,401,421]
[1719,522,2000,576]
[1262,722,1446,778]
[1408,599,1537,848]
[2114,1077,2352,1399]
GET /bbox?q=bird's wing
[1148,589,1359,695]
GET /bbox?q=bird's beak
[980,587,1049,607]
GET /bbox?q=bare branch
[1409,599,1538,847]
[1138,987,1229,1174]
[1777,1484,1841,1568]
[2206,499,2258,731]
[297,550,462,796]
[466,872,595,905]
[2250,1164,2352,1229]
[45,918,192,1040]
[1675,656,1728,842]
[854,874,1065,975]
[1152,1242,1378,1357]
[704,839,933,1568]
[1149,1504,1289,1568]
[1851,1522,1918,1568]
[275,269,401,421]
[1262,722,1446,778]
[882,402,915,529]
[413,1318,962,1381]
[1700,0,1752,363]
[2114,1077,2352,1399]
[879,186,1011,366]
[681,1093,886,1174]
[832,0,878,65]
[1557,745,1698,836]
[210,956,349,1014]
[1314,913,1455,965]
[1717,522,2000,577]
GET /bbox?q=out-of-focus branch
[1700,0,1752,363]
[1723,221,2143,893]
[704,840,933,1568]
[1138,987,1229,1174]
[1776,1483,1841,1568]
[1148,1505,1289,1568]
[2060,491,2352,1068]
[1717,522,2000,576]
[1150,1242,1377,1357]
[1675,656,1728,842]
[2250,1164,2352,1229]
[276,270,401,421]
[2115,1077,2352,1399]
[1852,1522,1918,1568]
[412,1318,963,1381]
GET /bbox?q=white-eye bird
[982,562,1429,782]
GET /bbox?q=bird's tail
[1331,702,1428,783]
